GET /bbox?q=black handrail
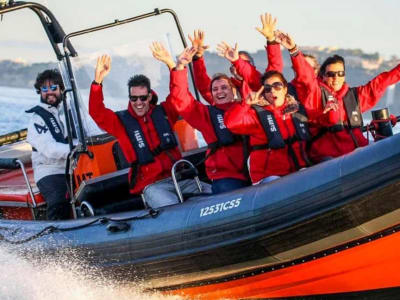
[0,1,77,60]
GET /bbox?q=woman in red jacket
[151,42,250,194]
[224,67,312,184]
[218,13,319,106]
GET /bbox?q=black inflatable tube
[0,158,20,169]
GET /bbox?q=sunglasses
[129,94,149,102]
[325,71,345,78]
[40,84,58,93]
[263,82,284,93]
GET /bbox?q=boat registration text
[200,198,241,217]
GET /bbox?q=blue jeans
[143,177,211,209]
[211,178,249,194]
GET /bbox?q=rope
[0,208,159,245]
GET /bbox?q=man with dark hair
[89,54,210,208]
[293,49,400,163]
[33,69,66,96]
[127,74,158,105]
[317,55,345,82]
[187,29,279,104]
[26,69,71,220]
[152,43,250,194]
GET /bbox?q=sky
[1,0,400,62]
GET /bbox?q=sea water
[0,86,37,135]
[0,245,184,300]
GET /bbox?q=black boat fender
[0,158,20,169]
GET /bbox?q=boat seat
[74,168,144,217]
[141,159,208,208]
[172,159,207,203]
[0,158,46,220]
[112,141,130,170]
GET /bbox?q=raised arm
[150,42,196,124]
[216,41,263,90]
[151,42,205,125]
[356,63,400,112]
[150,41,176,70]
[256,12,283,73]
[224,13,282,92]
[275,30,322,112]
[189,30,214,104]
[89,55,125,136]
[167,47,213,131]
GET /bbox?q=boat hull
[163,224,400,299]
[0,134,399,299]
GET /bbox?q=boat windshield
[0,8,61,136]
[63,12,205,144]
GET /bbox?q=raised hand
[274,30,296,50]
[246,86,269,106]
[188,29,210,58]
[216,41,239,62]
[255,13,277,42]
[176,47,197,70]
[150,41,176,70]
[323,100,339,114]
[94,54,111,84]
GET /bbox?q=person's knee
[144,192,179,209]
[143,182,179,209]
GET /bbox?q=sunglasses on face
[129,94,149,102]
[40,84,58,93]
[263,82,284,93]
[325,71,345,78]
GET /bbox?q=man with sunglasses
[89,54,210,208]
[151,42,251,194]
[292,50,400,163]
[188,28,280,104]
[26,69,71,220]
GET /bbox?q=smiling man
[293,53,400,163]
[88,55,210,208]
[149,42,250,194]
[26,69,71,220]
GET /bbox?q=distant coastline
[1,46,399,89]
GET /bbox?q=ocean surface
[0,86,37,135]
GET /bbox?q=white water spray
[0,246,185,300]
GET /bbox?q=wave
[0,245,183,300]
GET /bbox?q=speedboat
[1,2,400,299]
